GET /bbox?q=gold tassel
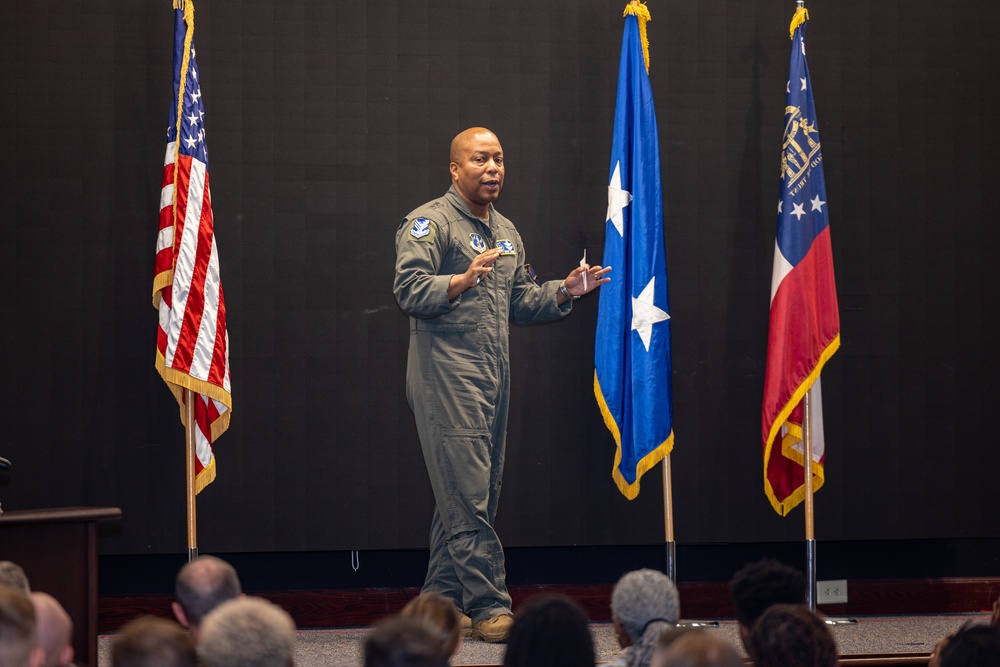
[789,6,809,40]
[171,0,196,268]
[623,0,652,74]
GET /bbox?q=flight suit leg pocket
[439,428,492,531]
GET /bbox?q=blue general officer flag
[595,2,674,500]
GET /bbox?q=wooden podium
[0,507,121,667]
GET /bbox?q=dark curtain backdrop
[1,0,998,555]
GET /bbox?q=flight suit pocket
[439,428,492,532]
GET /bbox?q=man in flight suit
[393,127,610,642]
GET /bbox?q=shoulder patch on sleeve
[408,217,436,242]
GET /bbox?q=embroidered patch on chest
[495,239,516,256]
[469,233,487,253]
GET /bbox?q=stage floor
[98,613,987,666]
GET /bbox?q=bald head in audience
[172,555,242,642]
[0,585,43,667]
[28,594,72,667]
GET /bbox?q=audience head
[0,562,30,594]
[748,604,836,667]
[728,558,806,649]
[0,586,42,667]
[652,628,744,667]
[611,568,680,647]
[502,594,594,667]
[198,596,296,667]
[172,555,242,640]
[111,616,196,667]
[400,592,462,656]
[937,623,1000,667]
[28,593,73,667]
[364,616,449,667]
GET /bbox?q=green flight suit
[393,186,571,622]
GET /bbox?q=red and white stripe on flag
[154,142,231,493]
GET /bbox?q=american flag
[761,6,840,516]
[153,0,231,493]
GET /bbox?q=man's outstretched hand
[563,264,612,299]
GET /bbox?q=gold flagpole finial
[623,0,652,73]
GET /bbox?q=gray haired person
[608,569,681,667]
[198,597,296,667]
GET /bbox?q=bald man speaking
[393,128,609,642]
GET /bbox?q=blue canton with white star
[166,9,209,167]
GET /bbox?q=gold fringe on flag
[623,0,652,74]
[172,0,196,271]
[762,333,840,516]
[594,372,675,500]
[789,5,809,39]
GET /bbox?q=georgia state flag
[762,7,841,516]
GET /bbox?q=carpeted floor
[97,614,987,666]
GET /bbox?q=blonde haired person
[401,592,462,656]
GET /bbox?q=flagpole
[185,389,199,561]
[803,388,816,609]
[662,455,676,583]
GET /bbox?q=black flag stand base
[185,389,199,563]
[665,539,676,583]
[806,537,817,609]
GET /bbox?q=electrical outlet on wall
[817,579,848,604]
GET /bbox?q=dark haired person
[728,558,806,652]
[748,604,836,667]
[930,623,1000,667]
[502,595,595,667]
[364,616,449,667]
